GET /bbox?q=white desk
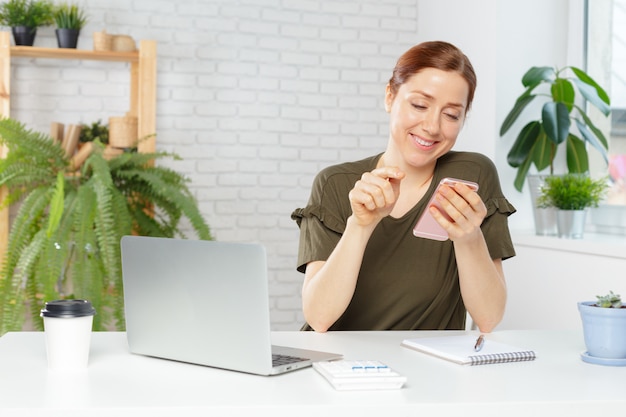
[0,330,625,416]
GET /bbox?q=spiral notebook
[401,335,536,366]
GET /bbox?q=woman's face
[385,68,469,170]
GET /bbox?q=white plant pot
[578,301,626,363]
[556,209,586,239]
[527,175,558,236]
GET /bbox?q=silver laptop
[120,236,342,375]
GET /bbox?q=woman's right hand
[348,167,405,227]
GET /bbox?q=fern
[0,118,213,335]
[15,229,47,331]
[112,163,212,240]
[0,187,51,333]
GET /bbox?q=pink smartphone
[412,177,479,241]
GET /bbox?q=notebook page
[401,335,536,365]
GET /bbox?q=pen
[474,334,485,352]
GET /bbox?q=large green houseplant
[500,66,611,192]
[0,118,213,335]
[0,0,54,46]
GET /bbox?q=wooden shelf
[0,32,157,263]
[10,45,139,63]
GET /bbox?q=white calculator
[312,360,407,391]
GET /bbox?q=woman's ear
[384,84,394,113]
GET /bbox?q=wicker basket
[109,116,138,148]
[93,30,113,51]
[112,35,136,52]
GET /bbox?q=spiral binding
[468,351,536,365]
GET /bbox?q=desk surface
[0,330,625,416]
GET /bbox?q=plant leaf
[542,102,570,144]
[566,134,589,173]
[507,121,541,167]
[570,67,610,102]
[574,118,608,164]
[571,79,611,116]
[522,66,555,87]
[551,78,575,112]
[531,128,555,172]
[514,156,533,192]
[500,94,536,136]
[576,106,609,149]
[46,171,65,238]
[570,66,611,109]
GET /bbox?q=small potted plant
[0,0,54,46]
[578,291,626,365]
[52,2,87,48]
[536,174,608,238]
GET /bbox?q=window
[586,0,626,234]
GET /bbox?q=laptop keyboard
[272,353,308,367]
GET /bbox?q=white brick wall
[6,0,420,330]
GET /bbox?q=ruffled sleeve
[485,196,517,218]
[481,196,517,260]
[291,204,346,235]
[291,182,351,273]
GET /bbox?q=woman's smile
[411,133,436,149]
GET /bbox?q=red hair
[388,41,477,113]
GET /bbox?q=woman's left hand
[429,182,486,242]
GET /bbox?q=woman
[291,41,516,333]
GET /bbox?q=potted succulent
[0,0,54,46]
[536,173,608,239]
[52,2,87,48]
[499,66,611,235]
[0,118,213,335]
[578,291,626,365]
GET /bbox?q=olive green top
[291,151,516,331]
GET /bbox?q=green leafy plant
[0,118,213,335]
[537,173,608,210]
[79,119,109,144]
[52,2,86,29]
[500,66,611,192]
[0,0,53,27]
[596,291,623,308]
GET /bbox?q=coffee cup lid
[40,299,96,318]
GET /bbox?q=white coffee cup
[40,300,96,371]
